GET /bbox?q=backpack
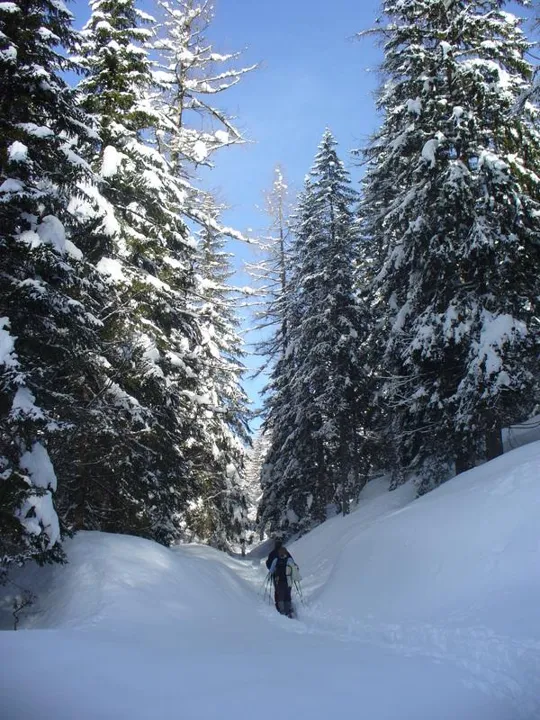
[289,561,301,583]
[274,557,301,587]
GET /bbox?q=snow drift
[1,442,540,719]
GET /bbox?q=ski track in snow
[220,554,540,720]
[292,611,540,719]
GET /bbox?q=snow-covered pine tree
[258,347,298,535]
[244,168,292,539]
[148,0,255,548]
[360,0,540,493]
[74,0,208,543]
[0,0,115,578]
[259,131,372,536]
[74,0,254,547]
[183,198,251,549]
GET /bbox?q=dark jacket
[265,545,292,570]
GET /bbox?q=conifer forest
[1,0,539,581]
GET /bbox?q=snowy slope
[2,442,540,719]
[294,441,540,714]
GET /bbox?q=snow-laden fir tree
[244,160,295,492]
[0,0,115,578]
[74,0,213,543]
[245,168,292,538]
[259,131,373,536]
[148,0,256,547]
[360,0,540,493]
[74,0,253,547]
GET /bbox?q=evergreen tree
[259,131,372,536]
[73,0,254,547]
[360,0,540,493]
[148,0,255,547]
[74,0,208,543]
[245,168,292,539]
[0,0,113,577]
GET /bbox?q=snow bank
[290,442,540,716]
[2,443,540,719]
[503,414,540,451]
[299,442,540,632]
[0,316,17,367]
[2,532,254,636]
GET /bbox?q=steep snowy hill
[1,442,540,719]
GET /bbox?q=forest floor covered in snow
[2,440,540,719]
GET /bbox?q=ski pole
[294,580,306,606]
[262,573,273,605]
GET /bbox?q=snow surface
[0,2,21,13]
[193,139,209,162]
[16,122,54,139]
[503,414,540,452]
[101,145,123,178]
[11,386,45,421]
[214,129,229,143]
[2,442,540,718]
[421,131,445,167]
[19,442,57,491]
[15,442,61,547]
[0,178,24,193]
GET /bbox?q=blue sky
[71,0,536,418]
[199,0,384,227]
[200,0,385,413]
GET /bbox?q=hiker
[268,545,299,618]
[265,538,292,570]
[265,540,293,610]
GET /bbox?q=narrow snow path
[0,533,526,720]
[181,544,540,720]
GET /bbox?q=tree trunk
[485,427,503,461]
[455,449,475,475]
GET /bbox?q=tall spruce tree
[148,0,255,547]
[259,131,372,536]
[0,0,115,578]
[74,0,209,543]
[73,0,253,548]
[360,0,540,493]
[247,168,293,537]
